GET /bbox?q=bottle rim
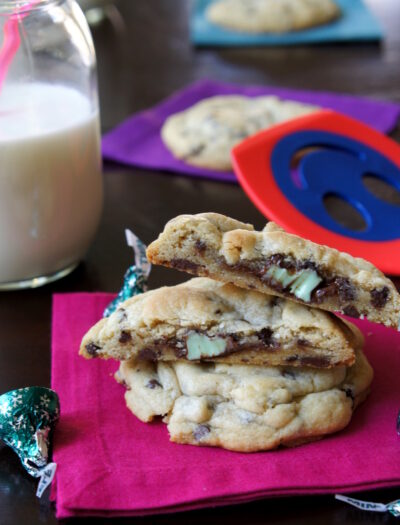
[0,0,62,15]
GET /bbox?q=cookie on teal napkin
[191,0,382,47]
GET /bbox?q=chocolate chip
[119,331,132,344]
[214,309,222,315]
[297,338,310,347]
[271,254,296,271]
[282,370,296,379]
[138,348,159,361]
[268,253,287,267]
[85,342,101,356]
[343,387,354,401]
[183,144,205,159]
[270,296,279,307]
[262,277,285,292]
[267,254,318,273]
[336,278,356,302]
[173,345,187,358]
[314,283,337,302]
[370,287,390,308]
[231,333,241,342]
[119,378,131,391]
[170,259,202,273]
[342,305,360,318]
[299,356,330,367]
[299,260,318,272]
[193,424,210,441]
[146,379,161,389]
[148,336,186,359]
[257,328,276,347]
[314,277,355,304]
[194,240,207,254]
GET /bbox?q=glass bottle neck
[0,0,62,15]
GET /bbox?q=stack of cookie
[80,213,400,452]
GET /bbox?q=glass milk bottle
[0,0,103,288]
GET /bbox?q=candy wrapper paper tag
[335,495,400,517]
[0,387,60,497]
[104,229,151,317]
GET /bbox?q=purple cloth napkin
[102,80,400,183]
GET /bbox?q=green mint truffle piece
[289,270,322,302]
[266,266,298,287]
[266,264,322,302]
[187,333,227,360]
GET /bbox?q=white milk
[0,83,103,285]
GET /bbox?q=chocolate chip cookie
[206,0,341,34]
[116,347,372,452]
[161,95,317,171]
[80,277,360,368]
[146,213,400,328]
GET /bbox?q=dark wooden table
[1,1,400,523]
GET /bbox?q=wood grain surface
[1,1,399,523]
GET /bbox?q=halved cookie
[116,347,373,452]
[146,213,400,328]
[80,277,359,368]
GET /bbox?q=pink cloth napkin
[51,292,400,518]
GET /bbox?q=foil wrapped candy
[0,386,59,497]
[1,230,149,498]
[104,229,151,317]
